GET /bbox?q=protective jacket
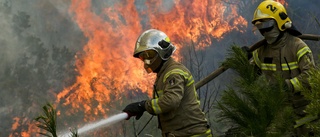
[252,32,315,115]
[145,58,211,137]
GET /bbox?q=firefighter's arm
[287,46,315,92]
[251,50,263,75]
[145,74,185,115]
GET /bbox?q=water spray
[58,112,128,137]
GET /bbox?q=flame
[9,0,293,136]
[11,0,292,136]
[147,0,247,50]
[55,0,247,122]
[56,0,151,120]
[10,117,39,137]
[50,0,259,135]
[11,117,20,131]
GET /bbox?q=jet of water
[58,112,128,137]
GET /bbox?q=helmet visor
[138,50,158,61]
[255,19,275,30]
[138,50,161,73]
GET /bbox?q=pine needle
[34,103,79,137]
[217,45,293,136]
[34,103,58,137]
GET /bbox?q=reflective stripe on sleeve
[290,77,303,91]
[253,50,262,68]
[186,75,194,87]
[297,47,311,62]
[191,129,212,137]
[155,90,163,98]
[151,98,162,114]
[163,69,194,87]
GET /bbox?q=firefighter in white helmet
[123,29,212,137]
[250,0,316,136]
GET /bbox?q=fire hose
[59,113,129,137]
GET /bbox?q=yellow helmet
[252,0,291,31]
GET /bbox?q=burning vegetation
[0,0,319,136]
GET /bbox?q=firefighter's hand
[284,79,293,92]
[123,100,146,120]
[241,46,253,59]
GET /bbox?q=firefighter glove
[123,100,146,120]
[284,79,293,92]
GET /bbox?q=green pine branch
[300,65,320,134]
[217,46,293,136]
[34,103,58,137]
[34,103,79,137]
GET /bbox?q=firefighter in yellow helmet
[251,0,316,136]
[123,29,212,137]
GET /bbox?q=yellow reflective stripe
[151,98,162,114]
[163,69,194,87]
[155,90,163,98]
[253,50,261,68]
[261,63,276,71]
[163,69,189,82]
[186,75,194,86]
[281,62,298,70]
[290,77,303,91]
[297,47,311,62]
[193,87,201,104]
[191,129,212,137]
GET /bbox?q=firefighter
[123,29,212,137]
[250,0,316,136]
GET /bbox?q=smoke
[0,0,85,135]
[0,1,23,71]
[0,0,319,136]
[0,0,85,53]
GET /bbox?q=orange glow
[56,0,153,121]
[10,0,296,136]
[55,0,247,121]
[11,117,20,131]
[276,0,287,5]
[10,117,38,137]
[21,132,30,137]
[147,0,247,50]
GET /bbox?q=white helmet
[133,29,176,73]
[133,29,176,60]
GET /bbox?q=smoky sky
[0,0,178,64]
[0,0,83,66]
[1,0,319,68]
[0,0,319,111]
